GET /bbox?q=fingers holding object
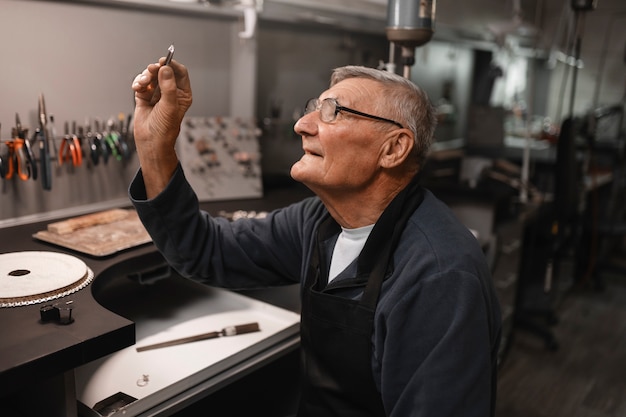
[132,64,160,98]
[132,60,189,98]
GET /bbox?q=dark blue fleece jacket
[130,164,501,417]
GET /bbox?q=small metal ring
[136,374,149,387]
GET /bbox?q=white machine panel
[75,280,299,416]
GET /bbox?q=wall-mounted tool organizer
[176,116,263,201]
[0,111,138,224]
[0,111,134,190]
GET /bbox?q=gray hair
[330,65,437,168]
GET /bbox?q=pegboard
[176,116,263,201]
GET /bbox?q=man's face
[290,78,393,194]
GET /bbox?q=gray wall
[0,0,236,223]
[257,21,390,123]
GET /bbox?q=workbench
[0,182,312,417]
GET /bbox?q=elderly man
[130,58,501,417]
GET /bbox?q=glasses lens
[303,98,338,123]
[319,99,337,123]
[304,98,319,115]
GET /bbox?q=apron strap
[306,175,424,309]
[359,176,424,310]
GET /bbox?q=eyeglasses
[304,98,404,129]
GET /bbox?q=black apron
[298,178,424,417]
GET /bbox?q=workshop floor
[496,265,626,417]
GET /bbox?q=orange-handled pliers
[59,122,82,167]
[5,114,36,181]
[5,139,31,181]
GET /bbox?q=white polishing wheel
[0,251,94,307]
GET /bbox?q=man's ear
[380,129,414,169]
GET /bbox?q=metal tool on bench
[136,322,261,352]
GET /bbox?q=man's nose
[294,113,318,137]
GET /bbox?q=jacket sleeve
[129,164,318,289]
[378,270,498,417]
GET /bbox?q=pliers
[94,119,110,164]
[59,121,82,167]
[36,94,52,190]
[85,122,101,166]
[5,114,37,181]
[104,117,129,162]
[5,138,30,181]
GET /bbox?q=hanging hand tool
[49,114,59,163]
[94,119,110,164]
[116,113,131,161]
[6,136,29,181]
[73,121,86,162]
[105,118,122,161]
[59,121,82,167]
[7,114,37,181]
[19,114,38,181]
[85,121,100,166]
[0,123,6,179]
[37,94,52,190]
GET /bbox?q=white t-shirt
[328,224,375,283]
